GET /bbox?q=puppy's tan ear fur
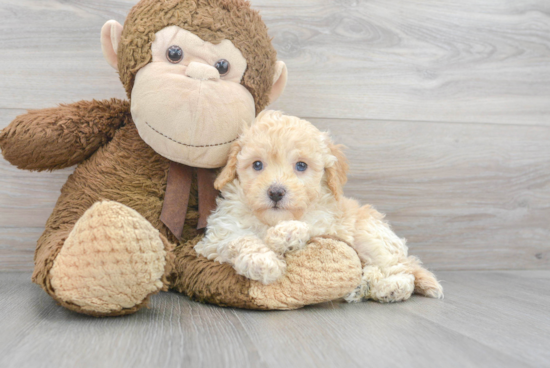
[215,141,241,190]
[326,142,349,199]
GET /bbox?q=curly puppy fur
[195,111,444,303]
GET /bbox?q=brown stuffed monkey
[0,0,361,317]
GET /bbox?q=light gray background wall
[1,0,549,271]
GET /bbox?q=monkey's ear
[214,141,242,191]
[101,20,123,70]
[268,61,288,105]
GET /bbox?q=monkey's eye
[252,161,263,171]
[296,162,308,172]
[214,59,230,75]
[166,45,184,64]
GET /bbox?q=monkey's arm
[0,99,130,171]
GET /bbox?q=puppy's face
[215,111,348,226]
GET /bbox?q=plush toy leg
[249,236,363,309]
[170,236,362,310]
[33,201,173,317]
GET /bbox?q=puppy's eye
[252,161,263,171]
[296,162,308,172]
[166,45,184,63]
[214,59,230,75]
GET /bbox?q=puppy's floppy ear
[325,141,349,199]
[215,140,242,190]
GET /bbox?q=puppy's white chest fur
[297,193,358,244]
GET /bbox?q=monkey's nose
[268,186,286,203]
[185,62,220,81]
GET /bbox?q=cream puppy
[195,111,443,303]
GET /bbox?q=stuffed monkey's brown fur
[0,0,361,316]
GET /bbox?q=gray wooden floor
[0,270,548,368]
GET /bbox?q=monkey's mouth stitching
[145,121,238,148]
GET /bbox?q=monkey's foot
[49,201,170,316]
[249,236,362,309]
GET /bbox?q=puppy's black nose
[268,186,286,203]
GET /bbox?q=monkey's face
[101,2,287,169]
[130,26,255,168]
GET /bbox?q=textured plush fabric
[170,236,259,308]
[50,201,169,315]
[170,236,361,310]
[249,236,362,310]
[101,20,123,69]
[21,106,186,315]
[130,37,255,167]
[27,107,187,285]
[0,99,130,171]
[119,0,277,113]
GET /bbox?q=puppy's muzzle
[268,185,286,204]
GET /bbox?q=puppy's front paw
[264,221,310,254]
[233,250,287,285]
